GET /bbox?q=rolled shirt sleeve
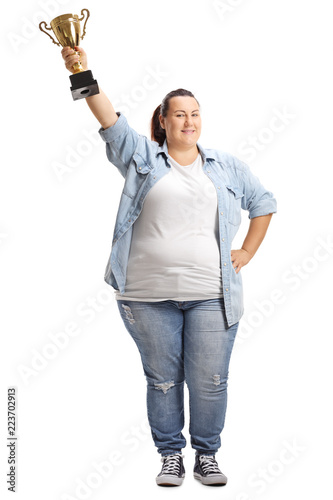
[98,112,139,178]
[238,160,277,218]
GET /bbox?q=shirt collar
[156,139,217,163]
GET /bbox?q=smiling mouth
[181,130,195,134]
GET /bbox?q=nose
[184,115,193,127]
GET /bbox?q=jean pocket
[122,153,151,198]
[226,185,244,225]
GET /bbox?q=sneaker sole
[193,472,227,486]
[156,475,185,486]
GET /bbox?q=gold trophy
[39,9,99,100]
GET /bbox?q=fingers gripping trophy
[39,9,99,100]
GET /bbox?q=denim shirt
[99,112,277,327]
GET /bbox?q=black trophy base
[69,70,99,101]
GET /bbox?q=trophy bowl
[39,9,99,100]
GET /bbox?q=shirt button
[224,263,227,266]
[207,170,211,173]
[222,238,225,242]
[225,288,229,292]
[220,212,224,215]
[139,167,142,170]
[218,186,221,189]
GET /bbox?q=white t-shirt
[115,152,223,301]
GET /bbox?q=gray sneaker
[156,453,185,486]
[193,455,227,486]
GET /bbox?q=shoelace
[199,455,222,475]
[160,453,182,475]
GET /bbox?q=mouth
[181,129,195,135]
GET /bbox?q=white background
[1,0,332,498]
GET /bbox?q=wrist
[241,247,254,259]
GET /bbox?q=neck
[167,144,199,166]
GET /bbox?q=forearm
[61,46,119,130]
[241,214,273,258]
[85,88,119,129]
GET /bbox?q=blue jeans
[117,298,239,456]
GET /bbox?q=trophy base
[69,70,99,101]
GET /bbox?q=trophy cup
[39,9,99,101]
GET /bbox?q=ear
[159,114,165,129]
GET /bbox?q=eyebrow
[173,109,200,113]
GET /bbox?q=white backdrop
[1,0,332,498]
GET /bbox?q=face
[159,96,202,150]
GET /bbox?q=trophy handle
[39,21,61,46]
[79,9,90,40]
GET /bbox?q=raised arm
[61,46,118,129]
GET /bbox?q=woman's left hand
[230,249,252,274]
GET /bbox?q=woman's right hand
[61,46,88,73]
[61,46,118,129]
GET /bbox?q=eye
[176,114,185,117]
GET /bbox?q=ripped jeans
[117,298,239,456]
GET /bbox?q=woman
[62,46,277,487]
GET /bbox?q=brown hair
[150,88,200,146]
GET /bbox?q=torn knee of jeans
[212,374,221,386]
[121,304,135,324]
[154,380,175,394]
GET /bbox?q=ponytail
[151,104,166,146]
